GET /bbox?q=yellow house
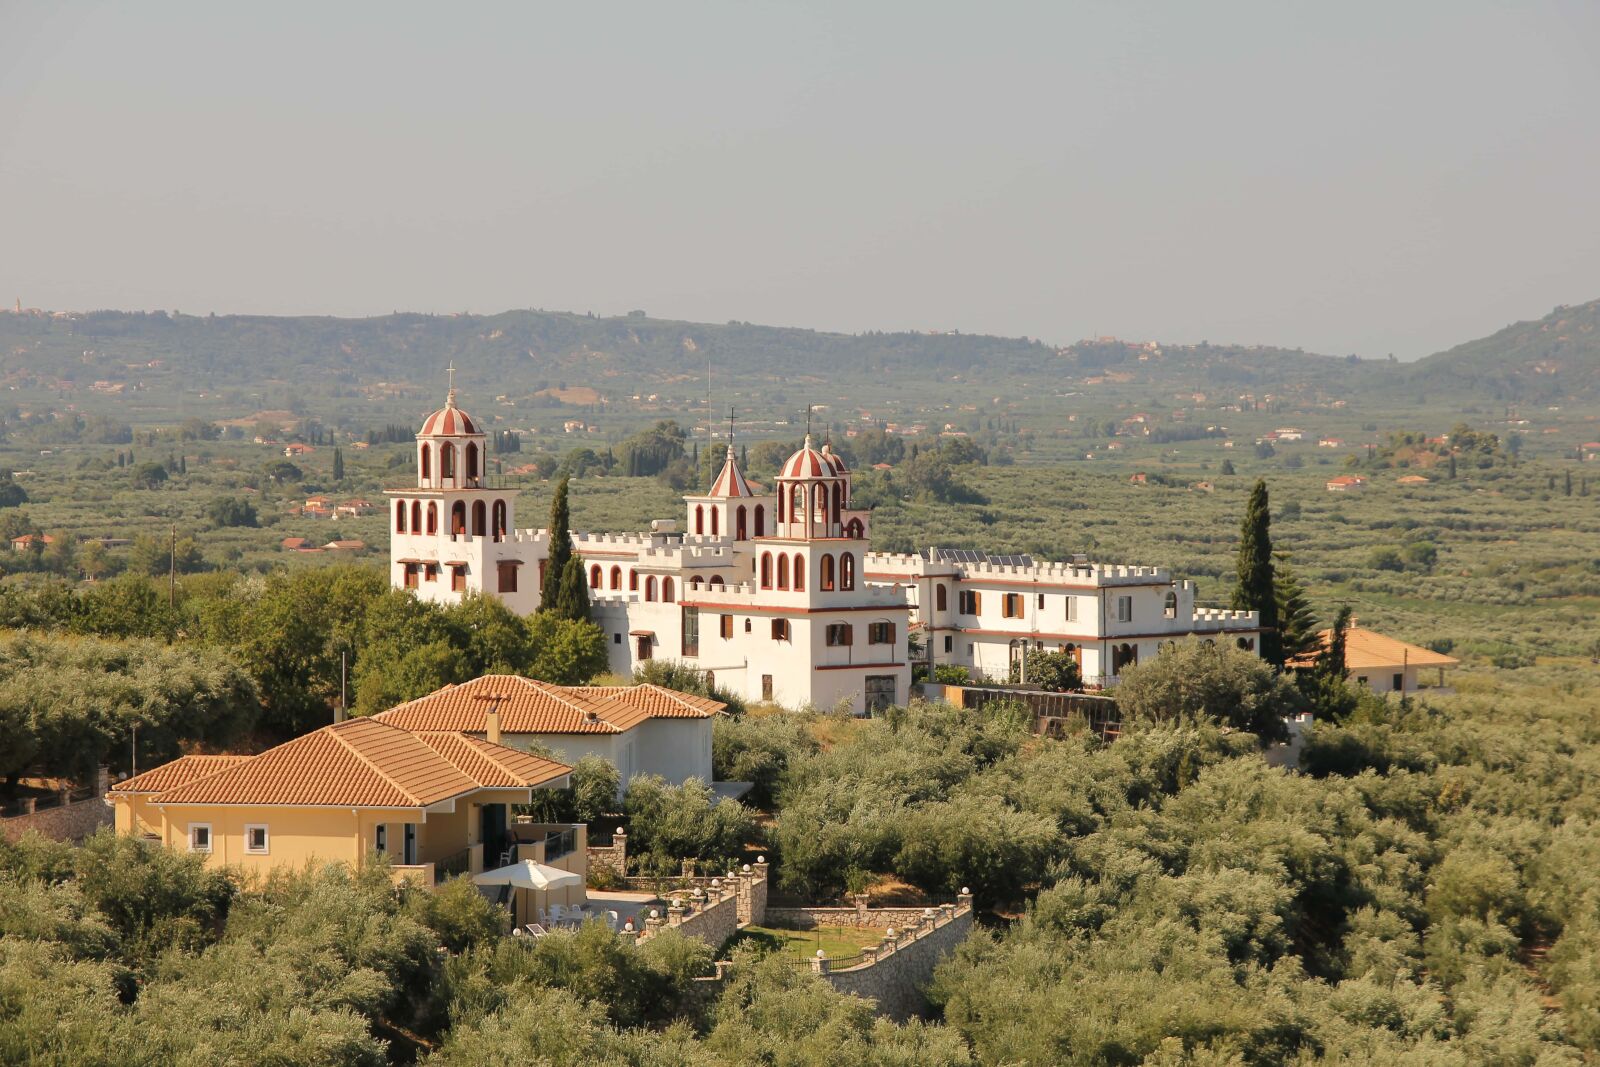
[107,717,580,900]
[1289,625,1459,696]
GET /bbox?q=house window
[1163,591,1178,618]
[777,554,789,590]
[682,607,699,658]
[936,584,948,612]
[1392,673,1404,692]
[761,674,773,701]
[1038,593,1046,609]
[959,590,981,615]
[1065,596,1079,622]
[403,562,419,589]
[760,552,772,589]
[498,561,519,593]
[1002,593,1024,619]
[720,614,734,639]
[426,502,438,534]
[424,563,439,583]
[943,635,953,653]
[754,504,765,537]
[590,564,602,589]
[865,675,896,714]
[188,824,212,854]
[1237,637,1255,652]
[645,575,658,602]
[744,618,752,633]
[610,565,622,589]
[613,632,622,644]
[637,634,653,661]
[820,554,835,590]
[826,623,853,647]
[868,622,894,645]
[450,564,466,592]
[793,555,805,591]
[244,824,269,855]
[375,824,387,854]
[840,552,855,590]
[395,501,407,533]
[771,619,791,641]
[1116,596,1132,623]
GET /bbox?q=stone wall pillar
[750,856,769,926]
[95,766,110,796]
[811,951,829,975]
[853,893,869,925]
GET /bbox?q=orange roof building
[107,716,573,886]
[375,675,722,799]
[1288,626,1458,697]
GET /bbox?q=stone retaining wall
[0,795,112,844]
[817,896,974,1022]
[765,900,953,930]
[629,880,744,950]
[586,828,627,875]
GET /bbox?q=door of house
[403,823,417,865]
[480,802,508,865]
[864,675,897,715]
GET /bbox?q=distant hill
[1,299,1595,421]
[1409,299,1600,402]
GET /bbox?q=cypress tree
[1448,454,1457,479]
[540,476,575,614]
[332,446,345,481]
[1319,605,1352,681]
[1565,470,1573,496]
[551,554,591,620]
[1232,479,1282,666]
[1220,458,1236,476]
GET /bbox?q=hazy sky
[3,2,1597,358]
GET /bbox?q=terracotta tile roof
[571,684,725,719]
[149,717,570,809]
[374,674,721,736]
[1287,626,1460,672]
[412,732,570,789]
[109,754,253,795]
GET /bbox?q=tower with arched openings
[387,380,534,612]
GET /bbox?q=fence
[933,683,1122,740]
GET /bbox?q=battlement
[1192,608,1259,627]
[864,551,1171,585]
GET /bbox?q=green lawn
[735,924,885,961]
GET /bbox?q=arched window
[755,504,766,537]
[832,483,843,525]
[777,554,789,590]
[472,500,486,537]
[396,500,407,533]
[465,442,479,483]
[1112,643,1139,673]
[645,576,658,602]
[662,577,675,603]
[793,554,805,591]
[695,505,705,535]
[426,502,438,535]
[790,484,804,524]
[736,505,747,540]
[936,584,948,612]
[710,575,725,590]
[814,484,827,523]
[691,575,704,590]
[1164,591,1178,618]
[629,570,639,592]
[411,501,421,532]
[610,565,622,590]
[492,500,507,541]
[710,509,719,536]
[590,564,602,589]
[840,552,855,591]
[420,443,431,481]
[820,553,835,590]
[450,501,467,536]
[760,552,772,589]
[440,442,456,480]
[845,518,864,539]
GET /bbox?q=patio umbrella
[472,859,583,892]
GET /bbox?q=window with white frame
[244,824,269,855]
[1065,595,1079,622]
[188,823,212,853]
[1116,596,1133,623]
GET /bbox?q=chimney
[486,704,502,745]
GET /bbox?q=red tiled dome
[419,398,481,436]
[779,435,832,479]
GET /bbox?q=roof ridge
[330,719,422,806]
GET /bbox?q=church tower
[388,373,534,611]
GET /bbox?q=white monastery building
[389,388,1260,713]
